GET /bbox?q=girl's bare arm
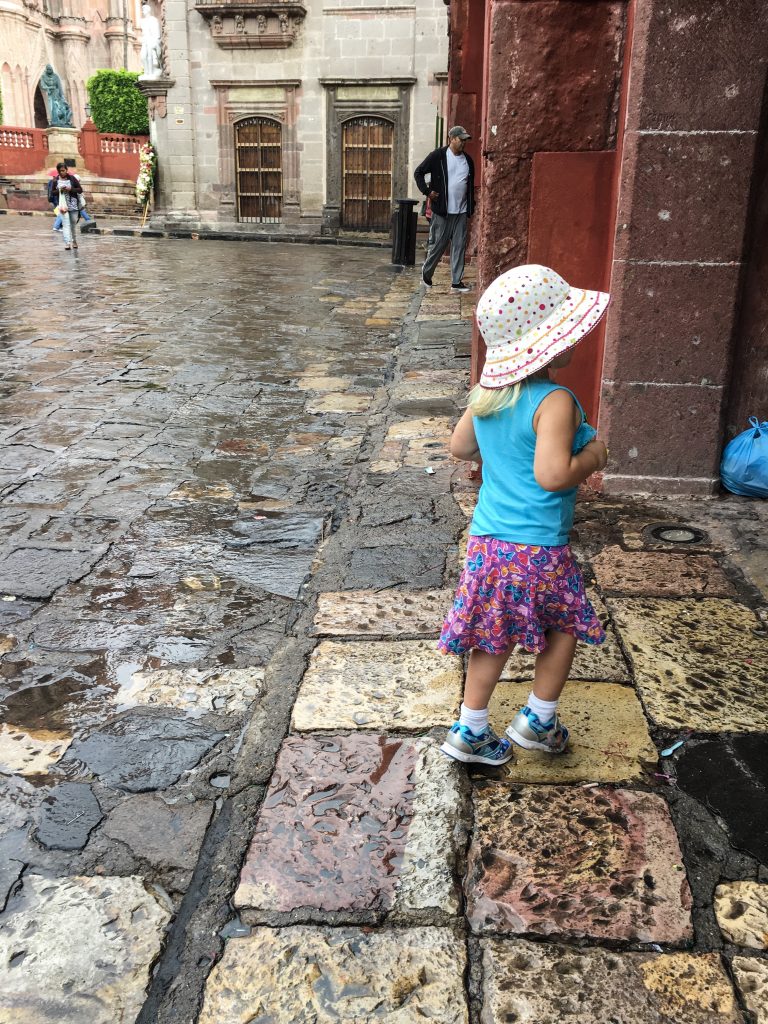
[533,390,607,491]
[450,407,481,462]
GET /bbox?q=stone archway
[33,83,47,128]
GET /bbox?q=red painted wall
[80,122,147,180]
[466,0,627,399]
[0,127,49,175]
[527,151,617,426]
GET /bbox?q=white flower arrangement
[136,142,156,205]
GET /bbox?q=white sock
[459,703,489,734]
[526,692,558,725]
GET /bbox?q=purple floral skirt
[438,535,606,656]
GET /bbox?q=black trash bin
[391,198,418,266]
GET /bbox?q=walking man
[414,126,475,292]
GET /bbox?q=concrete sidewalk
[0,220,766,1023]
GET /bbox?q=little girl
[439,264,610,765]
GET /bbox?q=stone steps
[0,172,141,217]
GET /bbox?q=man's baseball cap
[448,125,471,140]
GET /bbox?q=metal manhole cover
[649,524,707,545]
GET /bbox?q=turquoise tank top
[469,380,595,546]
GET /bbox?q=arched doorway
[341,116,393,232]
[234,116,282,223]
[34,84,48,128]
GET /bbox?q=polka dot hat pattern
[477,264,610,389]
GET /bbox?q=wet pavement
[1,216,768,1023]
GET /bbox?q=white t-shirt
[446,148,469,214]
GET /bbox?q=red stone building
[447,0,768,494]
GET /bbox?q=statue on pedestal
[40,65,73,127]
[140,3,163,80]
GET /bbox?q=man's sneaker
[441,722,513,766]
[451,281,470,292]
[421,270,433,288]
[505,706,569,753]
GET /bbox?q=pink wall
[79,122,148,179]
[0,127,49,174]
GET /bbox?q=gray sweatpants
[422,212,468,286]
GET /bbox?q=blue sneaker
[505,706,569,753]
[440,722,513,766]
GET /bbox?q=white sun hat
[477,264,610,389]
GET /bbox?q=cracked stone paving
[0,219,767,1023]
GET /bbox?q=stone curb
[0,209,393,247]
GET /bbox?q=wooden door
[342,116,393,231]
[235,117,282,223]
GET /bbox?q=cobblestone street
[1,217,767,1023]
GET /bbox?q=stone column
[147,0,200,225]
[600,0,768,494]
[105,21,127,68]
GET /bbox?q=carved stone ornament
[149,94,167,119]
[194,2,306,48]
[137,77,175,120]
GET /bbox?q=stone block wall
[600,0,768,494]
[151,0,448,232]
[477,0,625,287]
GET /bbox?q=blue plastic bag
[721,417,768,497]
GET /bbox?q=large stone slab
[64,711,225,792]
[675,735,768,866]
[235,735,466,920]
[714,882,768,949]
[0,874,171,1023]
[117,666,265,717]
[306,392,372,414]
[607,598,768,731]
[592,546,736,597]
[199,926,468,1024]
[314,588,452,637]
[0,724,72,776]
[481,940,740,1024]
[292,639,461,731]
[103,794,213,871]
[467,785,692,943]
[370,417,453,474]
[0,546,108,599]
[732,957,768,1024]
[35,783,103,851]
[489,682,657,783]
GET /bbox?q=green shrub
[86,69,149,135]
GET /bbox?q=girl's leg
[61,210,72,247]
[69,212,79,247]
[506,630,575,753]
[441,645,515,765]
[464,646,514,710]
[531,629,576,702]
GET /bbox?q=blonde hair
[468,381,523,418]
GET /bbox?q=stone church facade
[144,0,448,234]
[0,0,141,130]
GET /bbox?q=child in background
[439,264,610,765]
